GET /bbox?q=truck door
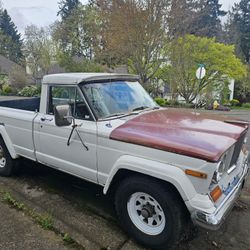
[35,85,97,183]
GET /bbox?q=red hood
[110,109,248,162]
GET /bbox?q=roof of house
[42,73,139,85]
[0,55,24,75]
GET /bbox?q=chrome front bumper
[191,157,249,230]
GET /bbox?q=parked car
[0,73,249,248]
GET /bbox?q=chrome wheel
[127,192,166,235]
[0,146,6,168]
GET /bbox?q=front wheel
[115,176,185,248]
[0,138,15,176]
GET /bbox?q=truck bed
[0,97,40,112]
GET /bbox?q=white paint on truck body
[0,73,248,231]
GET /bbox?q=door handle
[41,117,53,122]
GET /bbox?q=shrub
[223,101,231,107]
[180,103,193,108]
[230,99,240,106]
[18,85,41,97]
[242,103,250,109]
[1,84,13,95]
[170,100,180,106]
[164,99,171,106]
[154,97,165,106]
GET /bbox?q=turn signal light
[185,169,207,179]
[210,185,222,202]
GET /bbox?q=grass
[63,233,75,244]
[36,214,54,230]
[2,190,53,230]
[3,192,25,210]
[231,106,250,110]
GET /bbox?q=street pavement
[0,109,249,250]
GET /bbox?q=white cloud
[220,0,240,11]
[2,0,60,34]
[8,7,56,34]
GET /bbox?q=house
[161,78,235,103]
[0,55,25,77]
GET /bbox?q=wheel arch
[0,125,18,159]
[106,169,184,202]
[103,155,197,202]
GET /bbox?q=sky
[1,0,241,35]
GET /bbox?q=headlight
[242,136,248,155]
[244,136,247,144]
[212,160,226,183]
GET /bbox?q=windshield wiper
[104,112,126,118]
[102,106,160,120]
[132,106,160,111]
[132,106,149,111]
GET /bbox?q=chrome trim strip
[227,164,236,174]
[224,120,250,125]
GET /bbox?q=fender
[103,155,197,201]
[0,124,18,159]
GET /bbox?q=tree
[24,25,56,82]
[227,0,250,64]
[190,0,226,39]
[53,4,99,59]
[222,0,250,101]
[234,66,250,102]
[166,35,246,103]
[56,50,104,72]
[168,0,226,40]
[168,0,199,38]
[53,1,104,72]
[223,9,241,53]
[0,30,12,57]
[0,9,23,63]
[57,0,80,19]
[93,0,170,87]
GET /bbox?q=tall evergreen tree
[168,0,199,38]
[223,0,250,102]
[57,0,80,19]
[234,0,250,64]
[0,9,23,63]
[192,0,227,38]
[168,0,226,39]
[224,0,250,64]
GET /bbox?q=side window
[48,86,92,120]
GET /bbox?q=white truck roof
[42,73,139,85]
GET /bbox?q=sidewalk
[0,201,69,250]
[0,175,132,250]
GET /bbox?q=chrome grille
[229,133,246,167]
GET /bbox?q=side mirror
[54,104,73,127]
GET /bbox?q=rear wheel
[0,138,15,176]
[115,176,185,248]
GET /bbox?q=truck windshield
[81,81,157,119]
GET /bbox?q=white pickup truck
[0,73,249,248]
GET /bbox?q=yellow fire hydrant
[213,100,219,110]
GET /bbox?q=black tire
[0,137,15,176]
[115,175,186,249]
